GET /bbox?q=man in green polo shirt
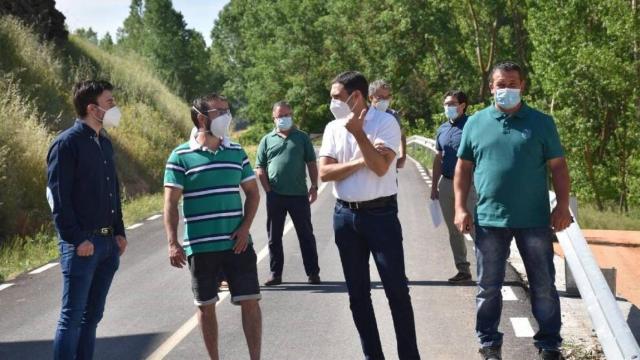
[454,61,572,360]
[163,93,262,360]
[256,100,321,286]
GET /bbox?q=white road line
[146,214,162,221]
[0,283,14,291]
[501,286,518,301]
[148,181,330,359]
[145,291,231,360]
[127,223,144,230]
[29,262,59,274]
[464,234,473,242]
[510,317,535,337]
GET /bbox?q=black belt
[93,227,113,236]
[337,195,396,210]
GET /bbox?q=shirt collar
[489,102,530,120]
[188,127,230,152]
[75,119,108,138]
[270,127,298,137]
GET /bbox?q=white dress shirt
[319,107,401,202]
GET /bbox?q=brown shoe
[308,275,321,284]
[263,276,282,286]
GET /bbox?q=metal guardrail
[407,134,640,360]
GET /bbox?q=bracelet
[310,185,318,190]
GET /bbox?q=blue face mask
[444,106,458,121]
[276,116,293,131]
[495,88,521,109]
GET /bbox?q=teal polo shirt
[256,128,316,196]
[457,103,564,228]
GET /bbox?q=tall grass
[0,16,197,279]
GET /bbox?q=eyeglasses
[206,108,230,116]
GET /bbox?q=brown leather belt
[337,195,396,210]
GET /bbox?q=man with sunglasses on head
[163,93,262,360]
[319,71,420,360]
[47,80,127,359]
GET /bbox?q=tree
[74,27,98,45]
[99,32,114,50]
[528,0,640,211]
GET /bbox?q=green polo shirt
[457,103,564,228]
[256,128,316,196]
[164,139,255,256]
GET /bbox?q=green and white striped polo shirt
[164,133,255,256]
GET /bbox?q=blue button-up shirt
[46,120,125,245]
[435,114,468,179]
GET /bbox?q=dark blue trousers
[267,192,320,277]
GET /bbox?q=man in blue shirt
[47,80,127,360]
[431,90,477,283]
[454,62,572,360]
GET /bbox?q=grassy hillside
[0,16,194,280]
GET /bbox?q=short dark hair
[444,90,469,113]
[332,71,369,99]
[489,61,524,83]
[190,93,228,127]
[272,100,291,113]
[73,80,113,117]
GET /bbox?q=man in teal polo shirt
[164,93,262,360]
[256,101,321,286]
[454,61,572,360]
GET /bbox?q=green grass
[407,145,435,173]
[578,203,640,230]
[0,230,58,283]
[121,193,164,226]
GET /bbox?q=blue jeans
[267,192,320,277]
[475,226,562,350]
[53,235,120,359]
[333,200,420,360]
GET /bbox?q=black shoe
[448,271,472,283]
[263,276,282,286]
[308,275,321,284]
[539,349,563,360]
[479,346,502,360]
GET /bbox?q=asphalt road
[0,159,540,359]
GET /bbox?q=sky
[55,0,229,46]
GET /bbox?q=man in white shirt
[319,71,420,360]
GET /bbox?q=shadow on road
[0,332,164,360]
[628,304,640,343]
[259,280,525,293]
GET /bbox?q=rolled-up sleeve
[374,115,401,155]
[46,140,87,245]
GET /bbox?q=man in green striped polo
[163,93,262,360]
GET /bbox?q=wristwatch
[310,184,318,191]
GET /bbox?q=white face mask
[98,106,122,128]
[495,88,521,109]
[444,106,458,121]
[373,99,390,113]
[329,93,353,119]
[209,113,232,138]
